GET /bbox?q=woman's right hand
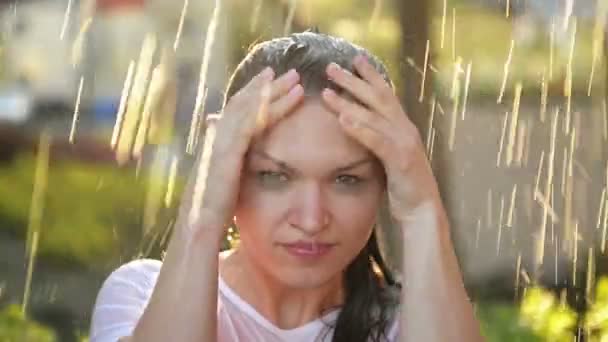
[177,67,304,242]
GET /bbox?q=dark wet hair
[224,31,400,342]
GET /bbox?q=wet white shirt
[89,258,400,342]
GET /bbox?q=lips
[282,241,336,258]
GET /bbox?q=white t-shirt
[89,258,400,342]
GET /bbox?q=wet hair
[224,31,400,342]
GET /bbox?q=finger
[322,88,391,129]
[339,110,391,163]
[326,62,388,116]
[237,67,275,98]
[266,84,304,126]
[352,55,392,92]
[322,88,392,159]
[268,69,300,100]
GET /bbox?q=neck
[220,249,344,330]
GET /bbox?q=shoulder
[89,259,162,342]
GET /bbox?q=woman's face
[234,99,385,289]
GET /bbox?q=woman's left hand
[321,56,444,227]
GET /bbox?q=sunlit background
[1,0,607,340]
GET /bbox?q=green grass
[0,153,147,269]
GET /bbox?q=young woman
[90,31,484,342]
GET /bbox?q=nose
[288,183,330,235]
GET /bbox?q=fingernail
[354,55,366,66]
[261,67,274,79]
[327,63,339,74]
[286,69,299,81]
[322,88,335,98]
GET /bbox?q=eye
[256,170,289,184]
[335,174,362,186]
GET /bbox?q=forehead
[249,99,371,163]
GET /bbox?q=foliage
[477,302,542,341]
[0,152,146,269]
[0,304,56,342]
[520,287,577,341]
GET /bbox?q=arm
[128,215,224,342]
[398,200,484,342]
[319,56,484,342]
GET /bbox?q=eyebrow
[250,150,374,173]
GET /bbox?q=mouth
[281,241,336,258]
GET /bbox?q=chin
[273,263,342,290]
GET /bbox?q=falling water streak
[135,46,177,157]
[59,0,73,40]
[555,236,559,284]
[534,151,545,201]
[568,127,576,179]
[587,41,599,97]
[132,70,159,159]
[534,188,560,223]
[192,89,208,151]
[426,97,436,152]
[165,156,179,208]
[572,221,578,286]
[563,0,573,30]
[487,188,493,229]
[602,192,608,253]
[428,128,436,161]
[586,247,595,322]
[507,184,517,228]
[497,112,508,167]
[173,0,189,51]
[561,147,568,197]
[116,35,157,165]
[159,220,174,248]
[496,196,505,256]
[564,20,576,135]
[440,0,446,49]
[418,40,430,102]
[187,0,222,155]
[437,102,445,116]
[69,76,85,144]
[70,17,93,68]
[451,8,456,61]
[368,0,383,32]
[250,0,264,33]
[563,128,576,250]
[515,121,526,167]
[283,0,297,36]
[111,61,136,149]
[515,253,521,299]
[461,62,472,120]
[22,231,39,316]
[22,132,50,315]
[448,58,462,151]
[598,188,606,230]
[142,149,168,236]
[540,70,548,122]
[506,83,522,166]
[497,40,514,104]
[590,0,608,96]
[549,20,555,81]
[550,183,556,243]
[603,100,608,140]
[535,110,559,270]
[188,123,217,227]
